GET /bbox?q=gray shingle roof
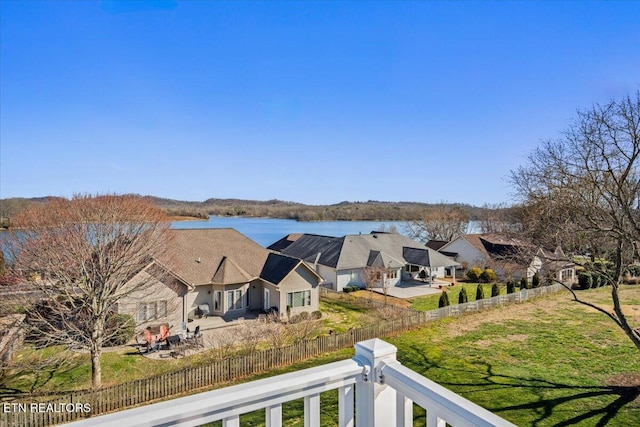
[276,232,458,270]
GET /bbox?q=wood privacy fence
[1,284,563,427]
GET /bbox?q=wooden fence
[0,284,563,427]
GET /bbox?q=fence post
[354,339,397,427]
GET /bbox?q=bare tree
[4,194,172,387]
[405,204,469,243]
[362,265,384,299]
[510,92,640,350]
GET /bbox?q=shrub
[466,267,483,282]
[104,314,135,347]
[475,284,485,300]
[289,314,301,324]
[532,273,540,288]
[578,272,592,290]
[458,287,469,304]
[520,277,529,290]
[506,280,515,294]
[626,265,640,277]
[480,268,497,283]
[491,283,500,297]
[591,273,600,288]
[438,291,450,308]
[311,310,322,320]
[298,311,310,321]
[343,285,354,293]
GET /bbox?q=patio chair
[185,325,204,350]
[142,327,159,353]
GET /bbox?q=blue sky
[1,1,638,206]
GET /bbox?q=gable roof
[275,232,458,270]
[212,256,254,284]
[166,228,269,286]
[260,253,322,285]
[441,234,529,260]
[274,234,344,268]
[162,228,320,287]
[267,233,303,252]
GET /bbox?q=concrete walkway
[374,280,451,298]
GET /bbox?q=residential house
[118,228,323,327]
[438,233,575,282]
[268,232,459,291]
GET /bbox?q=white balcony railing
[63,339,515,427]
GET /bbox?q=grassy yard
[408,282,507,311]
[2,299,374,393]
[4,286,640,426]
[223,286,640,426]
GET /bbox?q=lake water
[172,217,407,247]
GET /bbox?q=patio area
[137,310,267,360]
[374,279,452,298]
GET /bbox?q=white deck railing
[63,339,515,427]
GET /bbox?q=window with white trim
[287,290,311,308]
[226,289,243,311]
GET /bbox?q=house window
[214,291,222,311]
[227,289,243,311]
[158,301,167,318]
[148,302,157,319]
[388,269,398,279]
[287,290,311,308]
[137,303,146,322]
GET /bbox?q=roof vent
[196,258,201,263]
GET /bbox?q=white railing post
[354,338,397,427]
[338,385,354,427]
[304,393,320,427]
[266,404,282,427]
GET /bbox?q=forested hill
[0,196,488,223]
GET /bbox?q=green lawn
[408,282,507,311]
[4,286,640,426]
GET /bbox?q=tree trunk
[91,317,105,388]
[611,283,640,351]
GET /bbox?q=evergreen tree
[475,284,485,300]
[438,291,450,307]
[532,273,540,288]
[458,287,469,304]
[491,283,500,297]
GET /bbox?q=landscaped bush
[491,283,500,297]
[591,273,600,288]
[298,311,310,321]
[532,273,540,288]
[626,265,640,277]
[311,310,322,320]
[466,267,483,282]
[343,285,355,293]
[288,314,301,324]
[475,284,485,300]
[520,277,529,290]
[104,314,135,347]
[458,287,469,304]
[438,291,450,308]
[479,268,497,283]
[578,272,592,290]
[506,280,515,294]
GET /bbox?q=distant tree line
[0,196,506,223]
